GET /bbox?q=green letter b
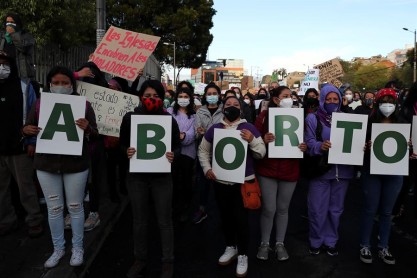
[137,124,166,160]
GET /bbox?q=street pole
[96,0,106,46]
[403,27,416,82]
[164,42,176,86]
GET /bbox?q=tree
[353,63,393,91]
[0,0,96,49]
[106,0,215,70]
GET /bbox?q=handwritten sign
[299,69,319,95]
[77,81,139,137]
[313,58,344,83]
[91,26,160,81]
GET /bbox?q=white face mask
[243,99,250,104]
[279,97,293,108]
[0,64,11,79]
[177,98,190,107]
[345,93,353,102]
[50,85,73,95]
[379,103,395,117]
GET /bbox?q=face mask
[177,98,190,107]
[50,85,73,95]
[0,64,11,79]
[324,103,339,115]
[345,94,353,102]
[258,94,266,99]
[305,97,318,106]
[163,98,171,108]
[293,100,299,106]
[142,97,163,113]
[206,95,218,104]
[379,103,395,117]
[364,99,373,107]
[223,106,241,122]
[243,99,250,104]
[279,98,293,108]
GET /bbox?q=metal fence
[34,44,161,88]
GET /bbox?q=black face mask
[258,94,266,99]
[293,100,299,106]
[224,106,241,122]
[305,97,319,107]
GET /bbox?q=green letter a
[40,103,79,141]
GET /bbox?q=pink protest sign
[91,26,160,81]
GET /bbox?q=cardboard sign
[212,129,248,184]
[36,93,86,155]
[91,26,160,81]
[77,81,139,137]
[313,58,344,83]
[370,123,411,175]
[328,113,368,165]
[299,69,320,96]
[268,108,304,158]
[129,115,172,173]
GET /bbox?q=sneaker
[325,245,338,256]
[44,249,65,268]
[126,260,146,278]
[378,248,395,265]
[275,243,289,261]
[64,214,71,230]
[70,247,84,266]
[236,255,248,277]
[218,246,238,265]
[192,209,207,224]
[256,242,270,260]
[28,224,43,238]
[360,247,373,264]
[309,246,321,255]
[84,212,100,232]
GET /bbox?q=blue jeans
[360,172,403,249]
[37,169,88,250]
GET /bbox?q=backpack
[240,178,261,210]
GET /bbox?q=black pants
[106,146,128,197]
[172,154,194,215]
[213,181,248,255]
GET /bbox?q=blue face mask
[323,103,338,115]
[206,95,218,104]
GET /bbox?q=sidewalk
[0,196,128,278]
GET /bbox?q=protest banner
[212,129,248,184]
[129,115,172,173]
[77,81,139,137]
[36,92,86,156]
[91,26,160,81]
[268,108,304,158]
[254,99,263,109]
[313,58,344,84]
[328,113,368,165]
[370,123,411,175]
[298,69,319,96]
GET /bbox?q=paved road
[86,178,417,278]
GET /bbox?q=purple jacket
[304,85,354,180]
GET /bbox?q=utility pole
[96,0,106,46]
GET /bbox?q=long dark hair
[46,66,77,94]
[369,95,400,124]
[268,86,290,108]
[172,87,195,118]
[201,82,221,106]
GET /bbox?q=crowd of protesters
[1,12,417,278]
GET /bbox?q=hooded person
[304,84,354,256]
[0,50,44,237]
[0,13,35,80]
[303,88,320,117]
[119,80,181,278]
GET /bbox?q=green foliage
[352,63,393,91]
[106,0,215,69]
[0,0,96,49]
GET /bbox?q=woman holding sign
[198,96,266,277]
[254,86,307,261]
[120,80,181,278]
[23,66,98,268]
[304,84,354,256]
[359,88,408,265]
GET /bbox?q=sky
[175,0,417,81]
